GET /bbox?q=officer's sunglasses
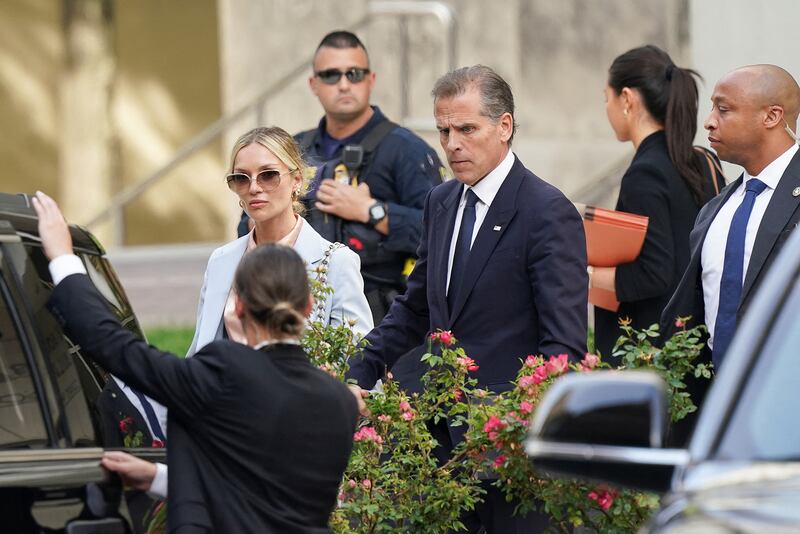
[315,67,371,85]
[225,169,294,193]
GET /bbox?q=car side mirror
[525,371,689,493]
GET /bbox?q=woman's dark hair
[234,244,309,338]
[609,45,706,205]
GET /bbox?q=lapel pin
[793,187,800,197]
[493,225,502,231]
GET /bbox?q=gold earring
[238,199,245,209]
[292,189,300,200]
[623,108,629,116]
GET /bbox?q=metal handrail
[85,1,458,246]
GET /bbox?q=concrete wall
[217,0,690,215]
[689,0,800,181]
[0,0,61,195]
[114,0,224,245]
[0,0,694,246]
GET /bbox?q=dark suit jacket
[659,149,800,445]
[594,132,723,358]
[49,274,358,534]
[97,378,157,534]
[661,149,800,341]
[347,155,588,439]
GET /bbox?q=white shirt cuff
[147,462,168,499]
[48,254,87,286]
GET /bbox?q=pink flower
[524,355,539,368]
[483,415,506,438]
[119,416,133,433]
[399,400,411,413]
[348,479,357,489]
[401,411,415,421]
[518,375,537,391]
[456,356,479,372]
[431,330,455,345]
[453,389,463,401]
[377,414,392,423]
[519,401,534,415]
[362,479,372,489]
[532,365,549,384]
[587,487,617,511]
[545,354,569,376]
[353,426,383,444]
[438,330,455,345]
[580,353,600,370]
[675,318,685,328]
[493,455,507,469]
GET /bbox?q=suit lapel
[200,236,249,347]
[692,176,743,257]
[434,184,463,323]
[448,163,522,324]
[742,151,800,301]
[293,218,327,268]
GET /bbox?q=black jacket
[49,273,358,533]
[594,132,723,358]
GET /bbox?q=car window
[0,277,48,449]
[23,244,161,450]
[10,244,97,446]
[716,274,800,461]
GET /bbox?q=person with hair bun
[589,45,725,359]
[34,189,358,533]
[187,126,373,359]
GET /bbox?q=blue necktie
[132,388,167,443]
[448,189,480,311]
[713,178,768,366]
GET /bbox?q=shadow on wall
[0,0,60,195]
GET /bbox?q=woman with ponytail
[590,45,725,359]
[33,190,359,533]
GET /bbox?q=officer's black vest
[300,118,407,288]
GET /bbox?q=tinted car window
[717,273,800,460]
[0,277,48,448]
[13,244,97,446]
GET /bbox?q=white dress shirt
[446,149,516,294]
[701,143,799,348]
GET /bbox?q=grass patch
[145,327,195,357]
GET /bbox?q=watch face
[370,203,387,221]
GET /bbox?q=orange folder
[574,204,649,312]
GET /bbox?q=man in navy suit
[660,65,800,444]
[347,65,588,533]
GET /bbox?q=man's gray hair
[431,65,518,144]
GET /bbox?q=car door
[0,221,132,533]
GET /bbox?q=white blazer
[186,219,373,356]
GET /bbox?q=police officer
[294,30,443,323]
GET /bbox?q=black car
[0,193,165,533]
[526,223,800,532]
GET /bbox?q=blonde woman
[188,126,373,356]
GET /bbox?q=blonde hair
[229,126,309,215]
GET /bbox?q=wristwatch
[367,201,388,227]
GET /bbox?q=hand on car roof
[32,191,74,261]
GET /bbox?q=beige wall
[115,0,224,244]
[0,0,693,245]
[690,0,800,181]
[0,0,61,195]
